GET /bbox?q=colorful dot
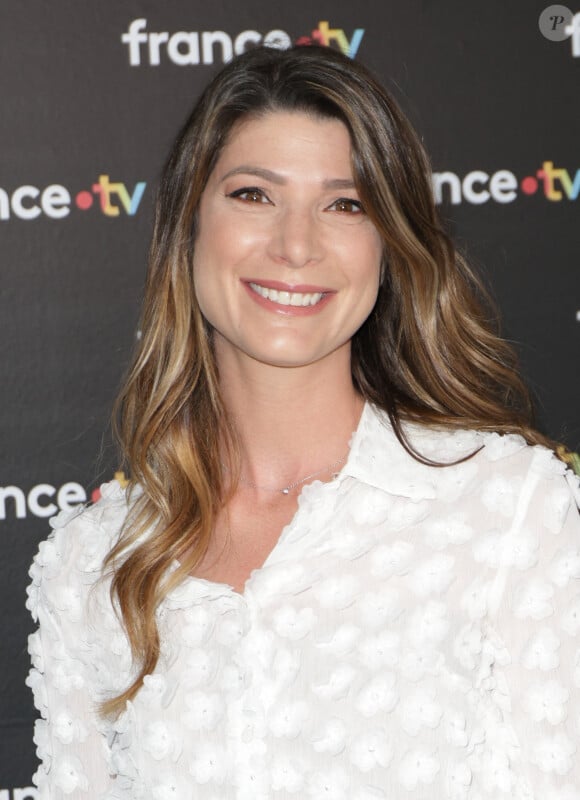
[520,176,538,195]
[91,487,101,503]
[75,190,93,210]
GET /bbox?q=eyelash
[329,198,364,214]
[226,187,364,214]
[226,187,267,203]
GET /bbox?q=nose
[267,206,322,269]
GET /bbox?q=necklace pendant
[282,487,290,495]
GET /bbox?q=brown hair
[103,44,555,715]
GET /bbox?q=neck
[217,343,363,490]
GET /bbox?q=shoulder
[26,479,137,622]
[419,423,580,528]
[355,404,580,514]
[404,409,578,488]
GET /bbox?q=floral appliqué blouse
[27,404,580,799]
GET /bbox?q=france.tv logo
[0,175,146,221]
[121,19,365,66]
[432,161,580,205]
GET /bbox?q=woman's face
[193,110,383,372]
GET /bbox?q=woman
[27,45,580,799]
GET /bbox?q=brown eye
[227,187,268,203]
[329,198,363,214]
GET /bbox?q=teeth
[249,282,324,307]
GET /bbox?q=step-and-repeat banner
[1,1,578,793]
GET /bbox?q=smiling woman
[27,45,580,799]
[193,112,382,369]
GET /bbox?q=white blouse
[27,403,580,799]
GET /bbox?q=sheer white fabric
[27,403,580,799]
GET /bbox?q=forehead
[212,110,354,176]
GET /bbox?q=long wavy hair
[102,44,557,715]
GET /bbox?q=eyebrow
[220,165,356,191]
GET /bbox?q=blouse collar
[342,402,483,502]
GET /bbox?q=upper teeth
[249,282,324,306]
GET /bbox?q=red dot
[91,487,101,503]
[75,190,93,210]
[520,176,538,195]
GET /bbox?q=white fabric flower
[349,728,393,772]
[215,612,246,646]
[400,686,443,736]
[481,475,519,516]
[423,513,474,550]
[53,711,88,745]
[560,596,580,636]
[407,601,449,647]
[181,606,215,646]
[311,663,357,700]
[314,623,361,657]
[521,627,561,671]
[533,733,576,775]
[370,541,414,578]
[307,765,349,799]
[355,672,399,717]
[188,742,225,784]
[398,749,440,789]
[310,717,348,755]
[272,604,316,640]
[400,648,444,682]
[142,721,180,761]
[359,588,403,629]
[182,691,224,731]
[183,648,218,688]
[53,754,89,794]
[523,679,569,724]
[313,574,360,609]
[270,756,305,792]
[268,700,309,738]
[513,579,555,620]
[549,547,580,587]
[410,554,456,596]
[357,630,400,670]
[480,748,515,792]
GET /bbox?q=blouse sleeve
[26,507,116,799]
[490,447,580,797]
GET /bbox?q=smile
[248,282,324,307]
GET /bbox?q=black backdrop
[2,2,579,794]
